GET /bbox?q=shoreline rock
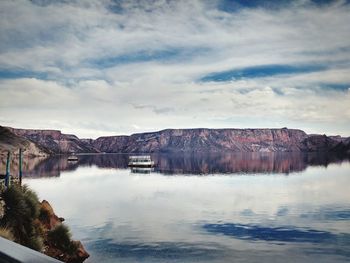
[39,200,89,263]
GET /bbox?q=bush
[0,184,79,257]
[48,224,78,255]
[22,185,40,219]
[0,184,42,251]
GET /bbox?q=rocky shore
[0,185,89,263]
[39,200,89,263]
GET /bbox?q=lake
[15,153,350,262]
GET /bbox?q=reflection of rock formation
[153,153,309,174]
[0,155,47,177]
[153,153,350,175]
[0,156,81,178]
[77,154,129,169]
[23,156,80,178]
[3,152,349,178]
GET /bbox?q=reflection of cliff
[154,153,350,175]
[77,154,129,169]
[3,153,349,178]
[23,156,82,178]
[0,155,47,177]
[153,153,308,174]
[0,156,80,178]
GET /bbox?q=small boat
[67,155,78,162]
[128,155,154,167]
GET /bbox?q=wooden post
[19,148,23,185]
[5,151,11,188]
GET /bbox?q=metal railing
[0,237,62,263]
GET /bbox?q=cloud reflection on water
[21,155,350,263]
[86,239,224,261]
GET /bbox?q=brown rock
[7,127,100,154]
[67,241,90,263]
[0,126,50,157]
[39,200,89,263]
[40,200,62,230]
[3,125,350,154]
[91,128,310,153]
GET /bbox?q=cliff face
[90,128,306,153]
[0,126,50,157]
[301,134,350,154]
[7,127,100,154]
[2,126,349,154]
[90,128,350,153]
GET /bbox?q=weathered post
[19,148,23,185]
[5,151,11,188]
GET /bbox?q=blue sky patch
[218,0,292,12]
[0,69,49,80]
[89,48,209,68]
[90,49,181,68]
[200,64,327,82]
[218,0,350,12]
[320,83,350,91]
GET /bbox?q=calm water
[13,153,350,262]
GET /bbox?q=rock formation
[7,127,99,154]
[2,127,99,154]
[0,126,49,157]
[1,125,349,155]
[39,200,90,263]
[90,128,350,154]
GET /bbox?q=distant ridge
[5,126,99,154]
[1,126,349,156]
[0,126,49,156]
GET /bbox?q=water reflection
[3,152,349,178]
[300,209,350,221]
[14,154,350,263]
[202,223,349,243]
[130,167,154,174]
[88,239,224,261]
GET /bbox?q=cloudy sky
[0,0,350,138]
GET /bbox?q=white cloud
[0,0,349,137]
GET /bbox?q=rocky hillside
[7,127,100,154]
[1,126,349,154]
[91,128,350,154]
[0,126,49,157]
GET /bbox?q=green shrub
[22,185,40,219]
[0,184,42,251]
[0,184,78,256]
[28,235,43,251]
[48,224,78,255]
